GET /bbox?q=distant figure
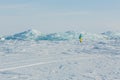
[79,34,82,43]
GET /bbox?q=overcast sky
[0,0,120,35]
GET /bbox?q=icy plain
[0,30,120,80]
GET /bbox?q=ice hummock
[102,31,120,40]
[3,29,120,41]
[36,31,80,41]
[5,29,42,41]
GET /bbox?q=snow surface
[0,30,120,80]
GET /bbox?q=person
[79,34,82,43]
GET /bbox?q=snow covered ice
[0,29,120,80]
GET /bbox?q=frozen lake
[0,40,120,80]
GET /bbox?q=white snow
[0,30,120,80]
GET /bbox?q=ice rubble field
[0,30,120,80]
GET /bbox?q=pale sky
[0,0,120,35]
